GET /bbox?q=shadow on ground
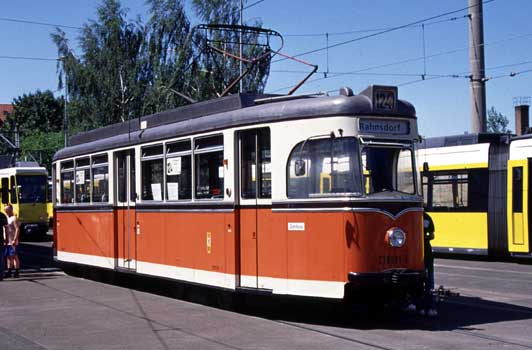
[16,241,532,332]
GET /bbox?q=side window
[513,167,523,213]
[166,140,192,200]
[141,145,164,201]
[195,135,224,199]
[92,155,109,203]
[431,173,468,209]
[60,160,74,204]
[424,169,488,212]
[10,176,17,204]
[240,128,271,199]
[75,158,91,203]
[1,178,8,204]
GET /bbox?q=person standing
[421,211,437,316]
[0,217,4,281]
[4,205,20,278]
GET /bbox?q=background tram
[418,133,532,259]
[53,85,425,303]
[0,164,49,237]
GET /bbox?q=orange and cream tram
[52,85,425,303]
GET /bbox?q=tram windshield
[287,137,416,198]
[16,175,47,203]
[361,146,415,195]
[287,137,362,198]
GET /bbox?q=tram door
[508,159,530,254]
[237,128,271,288]
[115,149,137,270]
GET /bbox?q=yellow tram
[418,133,532,259]
[0,164,49,237]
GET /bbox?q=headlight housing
[387,228,406,248]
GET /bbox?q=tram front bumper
[348,269,425,289]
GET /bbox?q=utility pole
[469,0,487,133]
[239,0,244,93]
[59,56,69,147]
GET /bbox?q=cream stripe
[57,251,345,299]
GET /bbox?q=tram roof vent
[254,92,326,105]
[339,87,353,97]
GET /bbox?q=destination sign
[359,119,409,135]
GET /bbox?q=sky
[0,0,531,137]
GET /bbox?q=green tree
[0,90,64,171]
[141,0,196,114]
[52,0,147,130]
[487,106,510,133]
[51,0,271,134]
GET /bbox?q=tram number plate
[373,87,397,111]
[378,255,407,265]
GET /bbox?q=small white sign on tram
[359,119,409,135]
[167,157,181,176]
[167,182,179,200]
[288,222,305,231]
[75,170,85,185]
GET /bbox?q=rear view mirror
[295,160,306,176]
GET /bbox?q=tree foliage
[487,106,510,133]
[51,0,270,134]
[0,90,64,171]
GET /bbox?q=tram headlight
[387,228,406,248]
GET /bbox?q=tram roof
[53,86,416,161]
[420,133,512,149]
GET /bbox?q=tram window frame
[141,144,165,201]
[422,168,488,212]
[9,176,17,204]
[75,157,91,204]
[194,134,224,200]
[512,166,523,213]
[91,154,109,203]
[361,146,417,195]
[60,160,75,204]
[165,139,192,201]
[286,137,362,199]
[51,166,56,205]
[240,128,272,200]
[1,177,8,204]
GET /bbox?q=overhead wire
[272,0,496,63]
[0,16,81,30]
[0,55,58,62]
[266,30,532,93]
[283,14,469,37]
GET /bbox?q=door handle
[252,231,256,239]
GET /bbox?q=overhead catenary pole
[469,0,487,133]
[60,57,69,147]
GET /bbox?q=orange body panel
[136,212,233,274]
[56,207,424,285]
[239,208,258,282]
[116,208,137,262]
[56,211,115,259]
[344,211,424,274]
